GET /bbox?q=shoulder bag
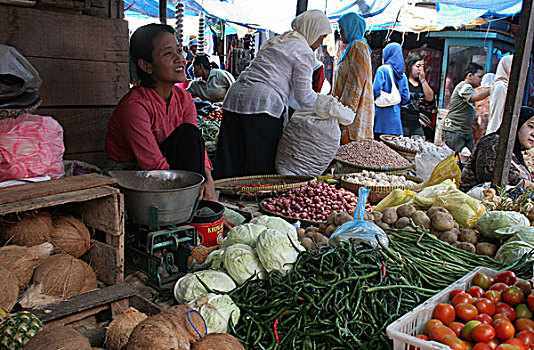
[375,65,401,107]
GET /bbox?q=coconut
[191,333,245,350]
[0,267,19,312]
[0,211,52,246]
[0,242,53,289]
[80,261,98,294]
[105,307,148,350]
[166,304,207,344]
[32,254,87,298]
[50,215,91,258]
[18,284,62,309]
[24,325,92,350]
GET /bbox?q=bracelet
[420,79,426,83]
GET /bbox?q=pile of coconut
[0,210,97,311]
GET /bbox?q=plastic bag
[374,189,417,212]
[425,153,461,187]
[415,144,454,183]
[0,114,65,181]
[313,94,355,125]
[329,187,389,247]
[414,180,486,228]
[0,45,42,92]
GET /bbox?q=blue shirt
[373,65,410,135]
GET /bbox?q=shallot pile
[262,181,361,222]
[336,140,411,168]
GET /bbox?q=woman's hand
[200,167,218,201]
[418,70,426,82]
[223,215,237,231]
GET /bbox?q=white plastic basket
[386,267,504,350]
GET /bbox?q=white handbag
[374,64,401,107]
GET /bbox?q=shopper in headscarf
[486,55,514,135]
[372,43,410,139]
[333,12,375,143]
[214,10,332,179]
[460,106,534,192]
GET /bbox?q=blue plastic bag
[328,187,389,248]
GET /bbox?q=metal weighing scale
[109,170,204,289]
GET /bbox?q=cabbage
[256,228,304,275]
[174,270,236,303]
[476,211,530,239]
[223,244,265,285]
[495,227,534,264]
[223,223,267,248]
[250,216,298,241]
[204,249,225,270]
[189,293,240,334]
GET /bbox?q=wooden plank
[129,294,165,316]
[0,186,116,215]
[37,107,114,154]
[295,0,307,16]
[110,299,129,316]
[75,189,123,236]
[86,239,124,285]
[64,152,107,168]
[0,174,116,206]
[106,233,125,283]
[492,0,534,188]
[44,305,108,328]
[33,283,138,323]
[26,57,128,107]
[0,6,128,61]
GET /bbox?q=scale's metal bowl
[109,170,205,226]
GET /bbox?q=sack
[374,65,401,107]
[414,145,454,183]
[0,114,64,181]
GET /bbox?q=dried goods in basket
[214,175,315,197]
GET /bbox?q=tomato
[515,304,533,319]
[469,286,486,298]
[473,344,493,350]
[516,330,534,347]
[495,303,517,322]
[433,303,456,325]
[408,335,429,350]
[474,298,496,316]
[493,319,515,340]
[471,324,496,343]
[487,339,500,350]
[450,322,466,337]
[527,293,534,313]
[493,314,511,323]
[486,290,502,304]
[462,321,483,341]
[503,339,527,350]
[451,288,467,301]
[454,293,476,306]
[476,314,494,325]
[441,335,468,350]
[465,341,473,350]
[491,283,510,293]
[495,345,520,350]
[494,271,517,286]
[515,318,534,333]
[429,324,456,342]
[474,272,493,290]
[502,286,525,306]
[457,303,479,322]
[514,280,532,297]
[423,319,443,335]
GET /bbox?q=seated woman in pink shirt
[104,23,217,202]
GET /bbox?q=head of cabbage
[250,216,298,242]
[204,249,225,270]
[189,293,240,334]
[174,270,236,303]
[223,244,265,285]
[256,228,304,275]
[495,227,534,264]
[476,211,530,239]
[222,223,267,248]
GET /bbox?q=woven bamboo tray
[258,198,325,226]
[214,174,316,197]
[334,157,414,175]
[379,135,419,156]
[341,174,424,204]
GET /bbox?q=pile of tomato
[205,109,223,122]
[413,270,534,350]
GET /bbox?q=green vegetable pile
[227,229,534,349]
[197,118,220,162]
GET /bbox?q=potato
[312,232,325,242]
[305,226,318,233]
[476,242,497,256]
[301,237,315,250]
[412,211,431,229]
[459,242,476,253]
[324,224,337,238]
[459,228,477,244]
[427,207,449,219]
[334,212,353,226]
[318,223,328,232]
[403,226,416,232]
[438,230,458,244]
[394,217,411,229]
[397,205,416,218]
[371,212,383,222]
[452,241,462,249]
[431,212,455,231]
[316,235,329,246]
[377,222,391,231]
[297,228,306,239]
[327,212,337,225]
[382,208,398,225]
[364,213,372,221]
[453,221,459,230]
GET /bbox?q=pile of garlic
[386,136,440,153]
[344,170,418,187]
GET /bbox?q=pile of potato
[297,212,354,249]
[365,204,498,257]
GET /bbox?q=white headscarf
[257,10,332,56]
[494,55,513,87]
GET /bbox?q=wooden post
[159,0,166,24]
[492,0,534,189]
[296,0,308,16]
